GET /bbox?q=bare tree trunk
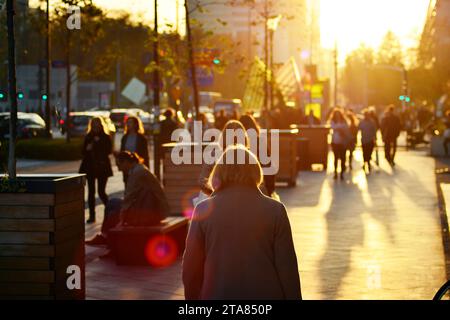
[264,0,268,114]
[153,0,161,179]
[66,27,71,143]
[6,0,18,178]
[184,0,200,121]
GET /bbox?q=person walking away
[368,106,380,166]
[214,109,228,131]
[346,111,358,170]
[240,114,276,197]
[120,116,149,184]
[198,120,250,196]
[329,109,349,180]
[86,151,170,254]
[381,105,401,166]
[306,110,321,126]
[160,108,181,146]
[79,117,113,224]
[183,145,301,300]
[358,109,377,173]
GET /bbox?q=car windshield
[71,115,92,126]
[110,113,126,121]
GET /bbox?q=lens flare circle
[145,235,178,267]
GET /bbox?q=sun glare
[320,0,430,61]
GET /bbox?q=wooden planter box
[276,130,299,187]
[162,143,205,217]
[296,125,330,170]
[0,174,86,300]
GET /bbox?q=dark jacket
[183,185,301,300]
[121,164,170,226]
[79,132,113,178]
[381,113,401,142]
[160,118,180,146]
[120,133,150,168]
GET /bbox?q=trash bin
[296,125,330,170]
[296,137,310,171]
[276,129,298,187]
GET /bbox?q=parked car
[63,111,116,139]
[109,108,142,130]
[213,99,242,117]
[0,112,50,140]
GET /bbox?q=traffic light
[399,95,405,101]
[0,91,6,102]
[405,96,411,103]
[212,57,221,65]
[41,94,48,101]
[17,92,24,100]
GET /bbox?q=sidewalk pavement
[81,149,447,300]
[18,148,449,300]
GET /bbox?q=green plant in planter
[0,174,27,193]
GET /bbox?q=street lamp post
[45,0,51,138]
[263,0,269,117]
[153,0,161,179]
[334,41,338,107]
[267,15,281,111]
[185,0,200,120]
[6,0,18,178]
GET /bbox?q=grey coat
[182,185,301,300]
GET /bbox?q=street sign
[122,77,147,105]
[276,57,301,104]
[242,56,266,113]
[305,103,321,118]
[187,67,214,87]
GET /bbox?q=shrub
[15,138,84,161]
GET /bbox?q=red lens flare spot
[183,208,194,219]
[145,235,178,268]
[181,189,200,220]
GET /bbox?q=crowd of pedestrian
[79,100,444,300]
[326,104,403,179]
[81,108,301,299]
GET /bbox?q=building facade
[420,0,450,79]
[187,0,323,99]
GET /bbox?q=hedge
[0,138,84,163]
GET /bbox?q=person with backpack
[381,105,402,166]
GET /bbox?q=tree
[377,31,403,67]
[342,44,374,106]
[51,0,103,142]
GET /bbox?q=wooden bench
[109,216,189,266]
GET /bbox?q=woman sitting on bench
[86,151,170,248]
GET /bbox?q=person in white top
[329,109,350,180]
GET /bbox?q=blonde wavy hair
[219,120,250,150]
[208,145,263,192]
